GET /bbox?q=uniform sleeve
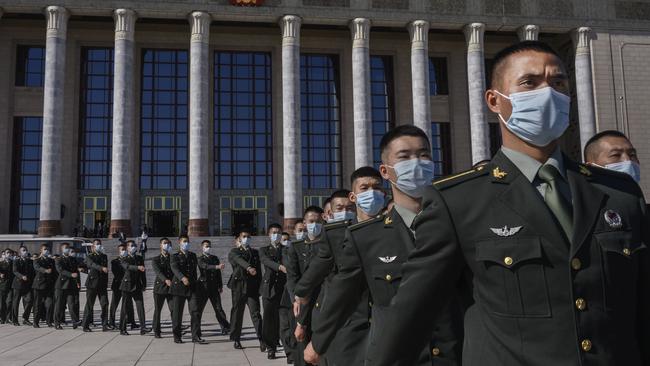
[229,250,252,271]
[152,257,170,282]
[55,258,73,278]
[34,259,48,273]
[284,244,301,298]
[294,234,334,299]
[85,255,103,271]
[260,247,281,272]
[170,254,184,281]
[310,230,366,355]
[366,187,465,366]
[121,258,140,272]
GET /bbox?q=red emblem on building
[230,0,264,5]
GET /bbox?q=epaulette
[348,214,384,231]
[433,164,490,190]
[324,220,349,231]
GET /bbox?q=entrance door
[232,210,258,236]
[149,211,178,237]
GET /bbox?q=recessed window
[11,117,43,233]
[429,57,449,96]
[15,45,45,87]
[370,55,395,168]
[431,122,452,178]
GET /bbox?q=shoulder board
[292,239,306,245]
[348,214,384,231]
[433,165,490,190]
[324,220,349,230]
[581,163,628,180]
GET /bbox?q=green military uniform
[82,251,109,330]
[33,255,56,326]
[0,257,13,323]
[170,250,201,342]
[119,254,147,334]
[311,209,462,366]
[368,149,650,366]
[151,252,174,336]
[293,220,371,366]
[259,242,288,352]
[108,257,134,328]
[227,245,263,343]
[197,252,230,334]
[54,255,78,327]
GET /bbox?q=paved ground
[0,237,290,366]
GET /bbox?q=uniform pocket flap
[596,230,646,256]
[372,263,403,282]
[476,237,543,268]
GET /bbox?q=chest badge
[604,210,623,229]
[378,256,397,263]
[490,225,523,237]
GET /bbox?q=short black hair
[379,125,430,161]
[330,189,351,200]
[92,239,101,244]
[584,130,630,161]
[322,197,332,207]
[490,41,562,90]
[160,237,170,243]
[281,232,290,237]
[304,205,324,216]
[117,243,126,250]
[126,239,136,246]
[201,239,211,246]
[178,235,189,241]
[268,223,282,233]
[60,242,69,248]
[350,166,382,186]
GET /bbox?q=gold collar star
[384,216,393,225]
[492,167,508,179]
[579,165,592,176]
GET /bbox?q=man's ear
[485,89,501,114]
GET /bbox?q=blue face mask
[387,158,435,198]
[332,210,356,222]
[162,243,172,253]
[270,233,280,243]
[181,241,191,252]
[295,231,306,240]
[355,189,386,216]
[119,251,128,257]
[306,222,323,237]
[496,87,571,147]
[62,248,71,256]
[604,160,641,183]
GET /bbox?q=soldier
[196,239,230,337]
[82,239,110,332]
[151,237,174,338]
[119,240,150,336]
[69,247,85,321]
[278,231,298,363]
[227,229,264,350]
[259,223,288,360]
[32,244,55,328]
[584,130,641,183]
[54,243,80,329]
[170,235,202,344]
[370,41,650,366]
[12,246,34,326]
[0,249,13,324]
[295,168,382,365]
[108,244,134,330]
[285,206,324,366]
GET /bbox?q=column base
[110,219,132,237]
[188,218,210,237]
[38,220,61,237]
[283,218,302,232]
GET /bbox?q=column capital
[408,20,429,50]
[517,24,539,41]
[464,22,485,52]
[350,18,371,48]
[189,11,211,43]
[280,15,302,46]
[572,27,592,55]
[114,9,137,41]
[45,6,69,39]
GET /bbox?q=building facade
[0,0,648,237]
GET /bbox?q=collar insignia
[378,256,397,263]
[579,165,592,176]
[490,225,523,237]
[384,216,393,225]
[492,167,507,179]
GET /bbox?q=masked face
[240,237,250,247]
[332,210,356,222]
[295,231,306,240]
[355,189,386,216]
[202,246,211,254]
[94,244,103,254]
[42,249,50,257]
[62,247,71,256]
[306,222,323,237]
[386,158,435,198]
[270,232,281,243]
[119,250,127,258]
[601,160,641,183]
[162,243,172,253]
[281,239,291,247]
[180,241,190,252]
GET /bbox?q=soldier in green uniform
[54,243,79,329]
[170,235,202,344]
[228,229,264,350]
[108,244,134,330]
[369,41,650,366]
[119,240,149,336]
[151,237,174,338]
[304,127,462,366]
[32,244,55,328]
[584,130,641,183]
[294,167,384,366]
[81,239,110,332]
[197,239,231,336]
[0,249,13,324]
[259,223,288,360]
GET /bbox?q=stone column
[188,11,211,237]
[38,6,69,237]
[573,27,596,156]
[109,9,137,237]
[350,18,373,168]
[280,15,302,231]
[517,25,539,41]
[408,20,431,142]
[464,23,490,165]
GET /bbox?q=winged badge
[490,226,523,237]
[378,256,397,263]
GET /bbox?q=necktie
[538,164,573,241]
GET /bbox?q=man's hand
[102,267,109,273]
[295,295,309,305]
[294,324,307,342]
[182,277,190,286]
[278,265,287,274]
[165,279,172,287]
[304,342,321,364]
[293,301,301,318]
[71,273,78,278]
[247,267,257,276]
[137,265,145,272]
[218,263,225,270]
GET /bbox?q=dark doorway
[149,211,178,237]
[232,210,258,236]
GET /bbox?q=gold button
[503,257,513,266]
[581,339,592,352]
[575,298,587,311]
[385,274,392,282]
[431,347,441,357]
[571,258,582,270]
[623,248,631,256]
